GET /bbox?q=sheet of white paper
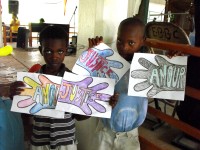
[128,53,188,100]
[56,72,115,118]
[72,43,130,83]
[11,72,65,118]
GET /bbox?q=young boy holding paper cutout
[88,17,148,150]
[8,25,91,150]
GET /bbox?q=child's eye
[129,41,135,46]
[58,49,64,54]
[117,39,122,43]
[44,50,52,54]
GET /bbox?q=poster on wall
[128,53,188,100]
[56,72,115,118]
[72,43,130,83]
[11,72,65,118]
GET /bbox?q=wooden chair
[140,38,200,149]
[9,27,18,43]
[145,21,191,130]
[2,25,18,46]
[2,25,10,46]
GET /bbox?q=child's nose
[52,52,60,58]
[122,43,129,50]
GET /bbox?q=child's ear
[38,46,43,56]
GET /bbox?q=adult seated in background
[10,13,20,42]
[10,13,20,33]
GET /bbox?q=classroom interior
[0,0,200,150]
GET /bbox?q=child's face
[116,24,144,61]
[40,39,66,69]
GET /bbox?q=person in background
[10,13,20,33]
[10,13,20,42]
[39,18,45,24]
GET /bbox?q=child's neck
[44,64,62,75]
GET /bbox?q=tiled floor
[1,42,199,150]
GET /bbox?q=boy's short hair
[39,25,67,45]
[118,17,145,37]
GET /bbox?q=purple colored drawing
[58,77,111,115]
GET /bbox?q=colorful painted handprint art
[128,53,188,100]
[11,72,65,118]
[56,72,115,118]
[72,43,130,83]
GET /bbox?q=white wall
[1,0,79,25]
[76,1,140,150]
[76,0,100,50]
[77,0,131,51]
[102,0,128,48]
[76,2,105,148]
[127,0,142,17]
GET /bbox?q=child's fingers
[12,81,25,88]
[113,93,119,99]
[88,38,96,48]
[9,88,24,100]
[14,90,24,95]
[95,36,101,44]
[177,51,184,56]
[88,38,93,48]
[167,50,185,59]
[16,88,25,92]
[99,36,103,42]
[109,100,118,108]
[95,36,103,44]
[10,87,24,94]
[95,36,99,44]
[92,38,97,46]
[88,36,103,48]
[8,81,25,99]
[89,38,96,47]
[109,93,119,108]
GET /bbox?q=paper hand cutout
[59,77,111,115]
[131,55,187,97]
[77,48,123,81]
[18,75,60,114]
